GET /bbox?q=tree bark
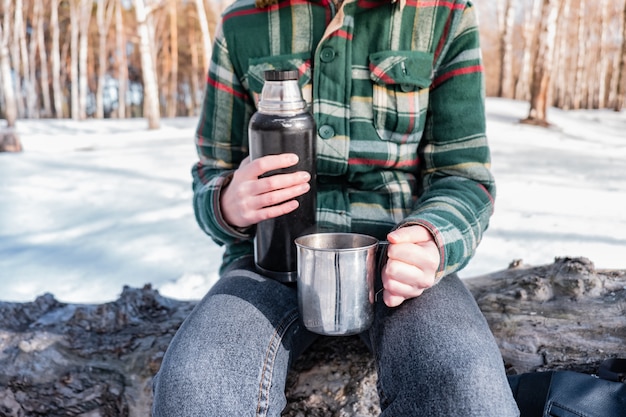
[522,0,560,126]
[573,0,587,109]
[195,0,213,77]
[135,0,161,130]
[554,0,571,109]
[69,0,80,120]
[0,0,18,129]
[78,0,93,120]
[115,0,128,118]
[497,0,516,98]
[597,0,610,109]
[615,0,626,112]
[96,0,115,119]
[51,0,64,118]
[515,0,542,101]
[35,0,53,118]
[167,0,178,118]
[0,257,624,416]
[11,0,27,118]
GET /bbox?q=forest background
[0,0,625,139]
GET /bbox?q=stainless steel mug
[295,232,378,336]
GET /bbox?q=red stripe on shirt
[406,0,466,10]
[224,0,318,22]
[349,157,418,168]
[432,65,483,89]
[331,29,353,40]
[207,77,248,100]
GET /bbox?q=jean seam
[255,307,300,417]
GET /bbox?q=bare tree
[188,16,201,116]
[195,0,213,76]
[78,0,93,120]
[114,0,129,118]
[35,0,53,117]
[515,0,542,101]
[166,0,178,117]
[596,0,611,108]
[555,0,573,108]
[135,0,161,129]
[614,0,626,112]
[69,1,80,119]
[523,0,561,125]
[497,0,516,98]
[0,0,17,128]
[95,0,116,119]
[51,0,64,118]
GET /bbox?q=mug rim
[294,232,378,252]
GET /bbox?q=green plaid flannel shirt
[192,0,495,280]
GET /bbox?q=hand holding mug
[381,225,441,307]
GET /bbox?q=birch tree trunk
[12,0,26,118]
[573,0,586,109]
[195,0,213,76]
[188,24,200,116]
[515,0,542,101]
[69,1,80,120]
[0,0,18,128]
[554,0,571,109]
[51,0,64,118]
[167,0,178,118]
[497,0,516,98]
[35,0,53,118]
[115,0,129,118]
[523,0,560,126]
[79,0,93,120]
[96,0,115,119]
[135,0,161,130]
[596,0,610,109]
[27,4,40,119]
[614,0,626,112]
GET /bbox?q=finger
[247,153,299,178]
[387,225,433,245]
[254,199,301,222]
[255,171,311,196]
[254,181,311,213]
[383,291,406,308]
[381,273,425,308]
[383,260,433,293]
[386,241,429,265]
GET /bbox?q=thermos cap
[264,69,299,81]
[258,70,306,114]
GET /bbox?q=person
[152,0,520,415]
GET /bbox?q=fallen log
[0,256,624,416]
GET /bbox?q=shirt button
[320,47,336,63]
[318,124,335,139]
[400,83,415,92]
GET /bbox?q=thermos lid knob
[264,69,299,82]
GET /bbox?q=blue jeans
[152,256,519,416]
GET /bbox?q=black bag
[508,359,626,417]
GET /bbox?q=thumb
[387,225,433,245]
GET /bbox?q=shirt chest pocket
[369,51,433,143]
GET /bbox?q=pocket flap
[369,51,434,88]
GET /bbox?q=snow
[1,98,625,304]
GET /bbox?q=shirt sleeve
[401,3,495,280]
[191,22,255,247]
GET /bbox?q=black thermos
[248,70,317,282]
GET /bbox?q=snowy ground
[1,98,625,303]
